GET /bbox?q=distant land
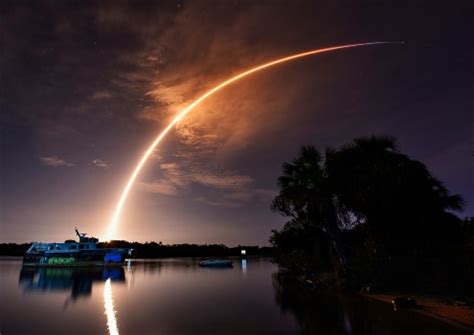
[0,241,273,258]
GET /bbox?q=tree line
[0,241,272,258]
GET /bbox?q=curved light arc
[106,41,400,240]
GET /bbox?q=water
[0,257,468,334]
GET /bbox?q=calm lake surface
[0,257,468,335]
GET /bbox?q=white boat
[23,229,131,267]
[199,259,233,267]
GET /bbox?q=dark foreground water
[0,257,468,335]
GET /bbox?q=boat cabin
[26,229,99,254]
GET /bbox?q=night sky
[1,1,472,245]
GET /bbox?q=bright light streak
[104,278,119,335]
[106,41,401,240]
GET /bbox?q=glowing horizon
[105,41,401,240]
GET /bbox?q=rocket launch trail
[105,41,401,240]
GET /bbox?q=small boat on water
[23,229,131,267]
[199,259,233,268]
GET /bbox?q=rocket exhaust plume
[105,41,401,240]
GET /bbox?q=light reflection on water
[0,258,468,335]
[241,258,247,276]
[104,278,119,335]
[18,266,125,301]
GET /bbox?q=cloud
[90,90,113,100]
[194,196,242,209]
[192,173,252,189]
[194,188,277,208]
[140,160,254,196]
[160,162,253,189]
[139,180,179,196]
[139,156,276,208]
[92,159,109,168]
[40,156,74,167]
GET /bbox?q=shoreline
[363,293,474,332]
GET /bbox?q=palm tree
[271,146,348,274]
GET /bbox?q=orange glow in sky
[105,42,398,240]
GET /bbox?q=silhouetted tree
[325,135,464,248]
[270,136,466,290]
[271,146,348,275]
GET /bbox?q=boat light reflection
[241,259,247,276]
